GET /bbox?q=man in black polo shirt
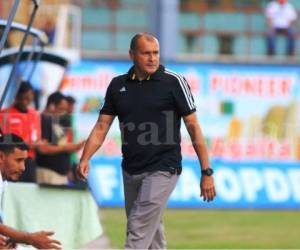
[77,33,216,249]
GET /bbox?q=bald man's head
[130,33,158,52]
[129,33,160,79]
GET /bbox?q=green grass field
[100,208,300,249]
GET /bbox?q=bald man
[78,33,216,249]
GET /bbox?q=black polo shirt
[100,65,196,174]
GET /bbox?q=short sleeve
[100,81,117,115]
[289,4,298,21]
[172,75,196,117]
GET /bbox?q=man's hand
[200,175,216,202]
[0,235,16,249]
[0,235,7,247]
[28,231,61,249]
[77,160,89,181]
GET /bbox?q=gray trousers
[122,170,179,249]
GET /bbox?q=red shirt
[0,106,41,158]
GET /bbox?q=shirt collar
[127,65,165,81]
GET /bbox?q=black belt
[169,167,182,175]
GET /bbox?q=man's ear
[129,49,134,60]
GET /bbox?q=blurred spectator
[0,81,41,183]
[42,19,56,45]
[265,0,298,56]
[36,92,84,185]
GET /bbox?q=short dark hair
[0,133,29,154]
[66,95,76,104]
[130,32,157,51]
[46,91,66,107]
[16,81,34,97]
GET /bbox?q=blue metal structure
[0,0,44,109]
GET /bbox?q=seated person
[265,0,298,56]
[0,133,61,249]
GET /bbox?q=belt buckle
[169,167,176,175]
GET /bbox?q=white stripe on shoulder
[166,69,196,109]
[182,76,195,107]
[165,69,195,109]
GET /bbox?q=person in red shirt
[0,81,41,182]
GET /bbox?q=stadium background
[1,0,300,248]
